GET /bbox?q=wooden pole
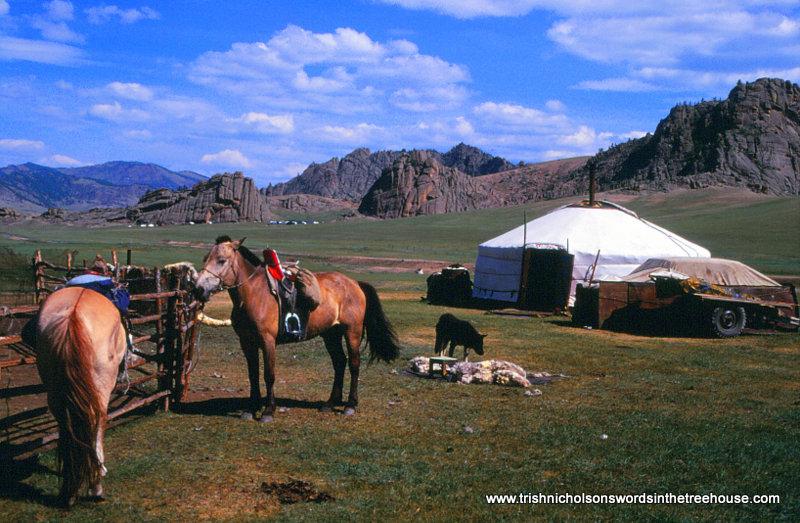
[111,250,119,279]
[66,252,72,272]
[33,250,44,304]
[588,158,597,206]
[126,249,132,266]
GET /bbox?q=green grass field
[0,188,798,521]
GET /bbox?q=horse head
[194,235,246,301]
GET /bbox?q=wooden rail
[0,249,202,458]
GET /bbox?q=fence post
[33,250,44,304]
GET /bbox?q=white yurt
[472,200,711,307]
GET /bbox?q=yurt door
[520,248,574,311]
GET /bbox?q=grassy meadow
[0,188,798,521]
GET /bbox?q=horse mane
[237,245,264,268]
[215,235,263,267]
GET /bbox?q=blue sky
[1,0,798,185]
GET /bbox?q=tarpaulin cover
[472,201,710,303]
[623,257,780,286]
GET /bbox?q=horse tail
[46,294,105,505]
[358,281,401,363]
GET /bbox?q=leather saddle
[265,269,310,343]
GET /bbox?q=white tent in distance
[472,200,711,309]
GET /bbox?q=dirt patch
[261,479,334,504]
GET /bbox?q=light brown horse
[194,236,400,422]
[33,287,126,507]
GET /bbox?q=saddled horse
[32,287,127,507]
[194,236,401,422]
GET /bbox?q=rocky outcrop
[265,193,357,214]
[0,207,19,221]
[358,151,499,218]
[265,144,515,202]
[265,148,403,201]
[125,172,271,224]
[440,142,514,176]
[566,78,800,196]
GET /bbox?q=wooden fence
[0,249,201,458]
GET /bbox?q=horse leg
[240,336,261,420]
[89,421,106,500]
[343,326,362,416]
[321,332,346,412]
[258,335,277,423]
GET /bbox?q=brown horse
[33,287,127,507]
[194,236,400,422]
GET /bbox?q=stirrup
[284,312,302,337]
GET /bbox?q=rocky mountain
[0,161,207,213]
[566,78,799,196]
[265,143,515,202]
[358,151,500,218]
[440,142,515,176]
[357,152,588,218]
[264,148,403,202]
[60,161,205,190]
[122,171,270,224]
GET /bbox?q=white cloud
[0,36,84,65]
[545,99,565,112]
[30,1,84,44]
[377,0,540,18]
[45,0,75,20]
[89,101,150,122]
[558,125,613,148]
[189,24,469,114]
[231,112,295,134]
[107,81,154,101]
[201,149,252,169]
[619,130,648,140]
[317,123,383,144]
[473,101,569,129]
[574,77,658,92]
[0,0,8,16]
[46,154,83,166]
[0,138,45,150]
[579,66,800,92]
[85,5,159,24]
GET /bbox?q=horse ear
[239,237,247,246]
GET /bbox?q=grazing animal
[194,236,400,421]
[434,313,486,361]
[33,287,127,507]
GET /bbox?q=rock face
[358,151,497,218]
[265,148,402,201]
[567,78,800,196]
[126,172,271,224]
[440,142,514,176]
[265,144,515,202]
[264,193,357,214]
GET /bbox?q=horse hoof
[343,407,356,416]
[240,412,254,421]
[258,415,274,423]
[88,494,106,503]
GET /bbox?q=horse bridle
[200,249,261,293]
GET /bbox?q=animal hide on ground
[407,357,533,387]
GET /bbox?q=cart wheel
[708,305,746,338]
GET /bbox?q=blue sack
[65,274,129,315]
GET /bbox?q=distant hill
[264,143,516,202]
[0,161,206,212]
[60,161,205,190]
[565,78,799,197]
